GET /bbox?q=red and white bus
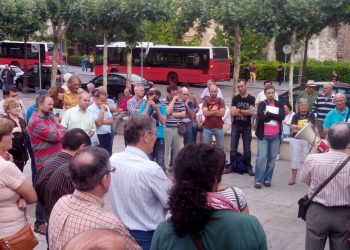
[0,40,61,69]
[94,42,230,84]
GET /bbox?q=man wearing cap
[297,80,318,111]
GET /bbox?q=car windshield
[119,73,145,83]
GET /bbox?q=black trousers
[97,133,112,155]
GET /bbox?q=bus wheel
[167,73,178,85]
[110,68,118,73]
[11,61,20,68]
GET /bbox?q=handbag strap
[231,187,242,212]
[190,233,206,250]
[309,156,350,201]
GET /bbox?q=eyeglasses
[104,167,116,176]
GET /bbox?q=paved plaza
[15,74,318,249]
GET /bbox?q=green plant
[69,55,83,66]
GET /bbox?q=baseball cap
[306,80,316,87]
[36,89,49,97]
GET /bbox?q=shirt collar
[125,146,149,160]
[336,106,348,115]
[73,190,104,208]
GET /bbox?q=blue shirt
[87,102,113,134]
[140,104,166,139]
[323,107,350,129]
[26,104,36,124]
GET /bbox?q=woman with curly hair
[49,86,65,119]
[151,144,267,250]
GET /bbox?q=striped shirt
[300,149,350,207]
[49,190,140,250]
[217,187,247,212]
[165,97,186,127]
[312,94,335,121]
[27,112,66,170]
[34,152,73,221]
[0,157,26,238]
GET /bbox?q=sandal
[34,223,47,235]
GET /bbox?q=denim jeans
[150,138,165,170]
[230,125,252,165]
[202,128,224,149]
[255,135,281,184]
[129,230,154,250]
[27,138,36,186]
[183,123,194,145]
[192,120,198,143]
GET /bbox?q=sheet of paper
[264,105,279,126]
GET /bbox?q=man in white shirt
[61,91,96,137]
[199,79,223,103]
[109,115,171,250]
[88,90,113,155]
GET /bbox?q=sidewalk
[23,133,310,250]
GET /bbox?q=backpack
[232,152,247,174]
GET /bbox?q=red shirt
[203,97,225,129]
[118,96,133,111]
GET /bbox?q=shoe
[254,183,262,189]
[288,179,296,185]
[34,223,47,235]
[224,168,233,174]
[276,154,280,161]
[264,181,271,187]
[246,166,255,176]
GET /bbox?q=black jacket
[255,99,285,140]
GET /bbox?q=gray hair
[297,98,308,105]
[327,123,350,150]
[124,115,156,145]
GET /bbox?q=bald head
[180,87,189,95]
[323,83,333,96]
[327,123,350,150]
[63,228,127,250]
[86,83,95,94]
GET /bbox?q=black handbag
[298,156,350,221]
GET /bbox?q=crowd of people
[0,72,349,250]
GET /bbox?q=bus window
[212,48,228,59]
[109,48,126,65]
[148,51,164,67]
[166,51,182,68]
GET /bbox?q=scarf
[206,192,239,212]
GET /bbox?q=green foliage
[211,28,269,62]
[69,55,83,66]
[244,60,350,83]
[144,20,183,45]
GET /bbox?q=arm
[95,105,113,126]
[265,102,285,122]
[184,101,194,119]
[299,156,313,186]
[15,180,38,204]
[166,98,176,115]
[30,119,66,143]
[155,105,167,124]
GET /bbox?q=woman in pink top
[0,118,37,240]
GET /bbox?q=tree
[36,0,88,87]
[5,0,44,91]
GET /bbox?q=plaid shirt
[49,190,140,250]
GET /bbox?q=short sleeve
[232,96,237,107]
[250,96,256,106]
[0,162,25,190]
[309,113,316,125]
[291,114,298,125]
[323,112,332,129]
[202,99,208,108]
[220,99,225,109]
[160,105,167,116]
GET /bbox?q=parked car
[83,73,153,101]
[27,64,74,90]
[278,82,350,107]
[0,65,24,91]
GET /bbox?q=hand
[3,151,13,162]
[263,110,267,115]
[17,198,27,211]
[173,95,179,101]
[100,104,107,111]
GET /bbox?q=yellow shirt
[64,90,78,110]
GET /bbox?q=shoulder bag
[190,233,206,250]
[0,223,38,250]
[298,156,350,221]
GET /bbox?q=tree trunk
[301,36,309,84]
[51,39,60,88]
[232,25,241,96]
[266,37,276,61]
[288,29,297,108]
[22,35,29,93]
[126,45,132,89]
[103,33,108,87]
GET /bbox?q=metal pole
[283,54,287,84]
[141,44,144,79]
[39,45,42,89]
